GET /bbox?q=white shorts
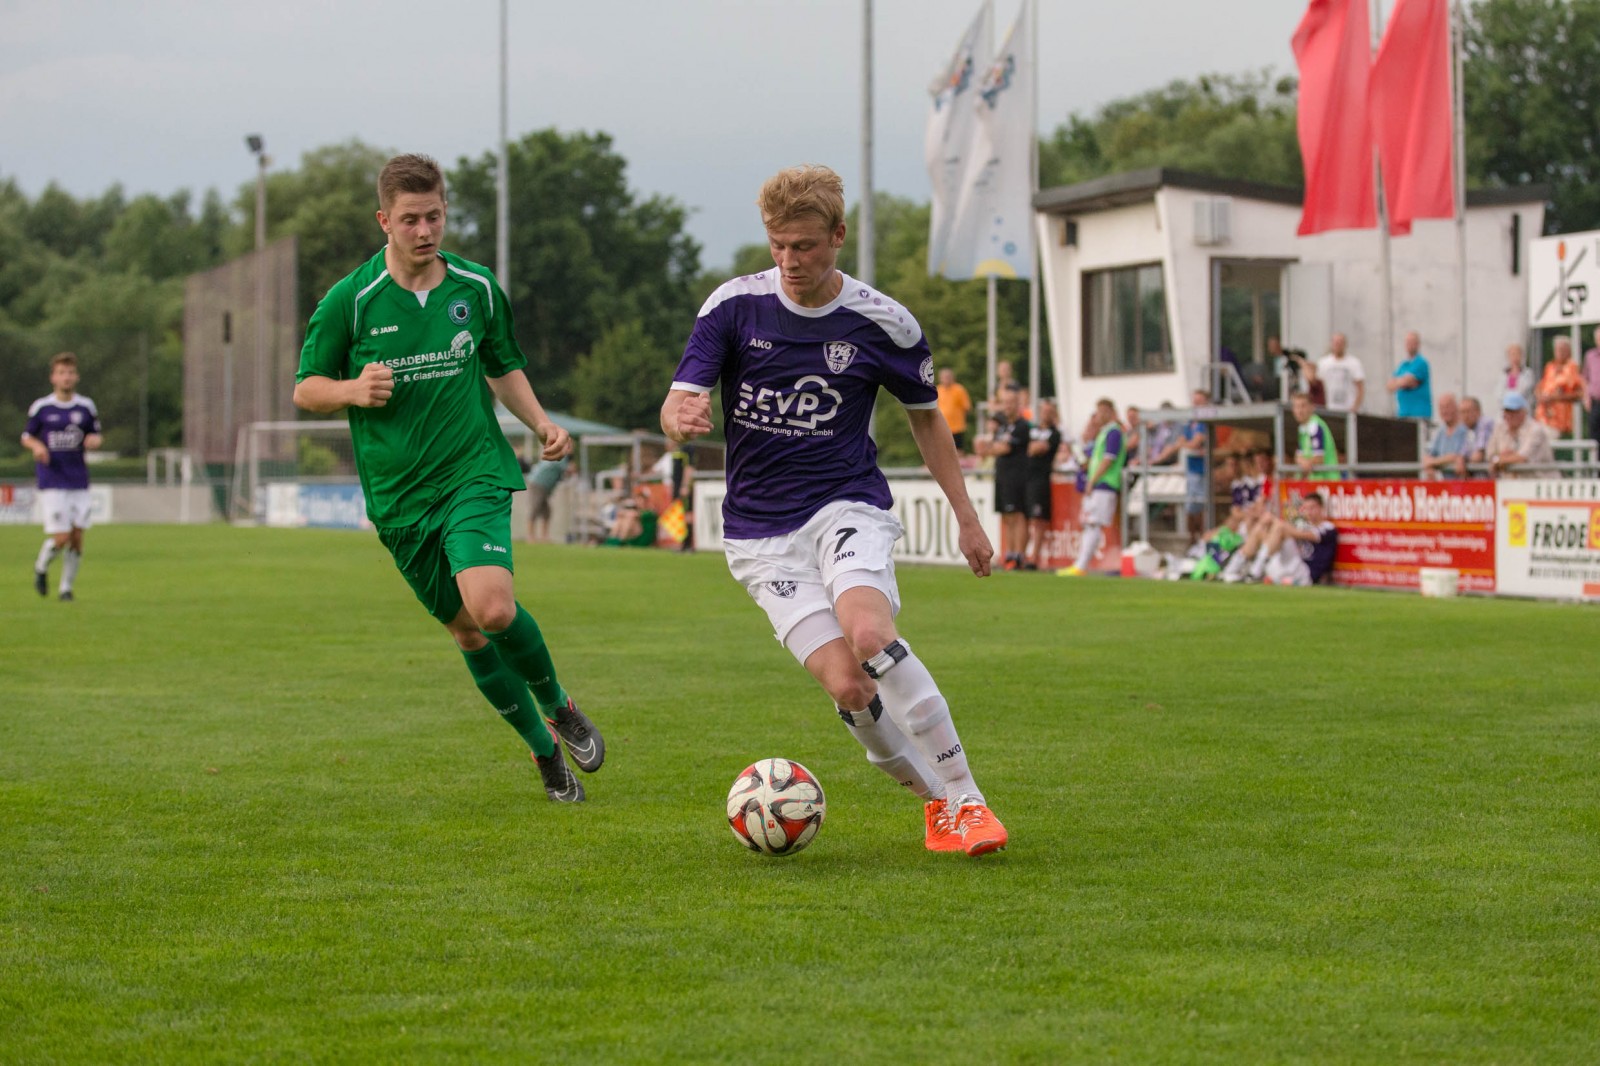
[39,489,93,535]
[1265,540,1311,586]
[1081,488,1117,529]
[725,500,903,664]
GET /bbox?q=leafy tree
[1039,70,1302,189]
[1463,0,1600,233]
[568,317,680,431]
[448,130,702,411]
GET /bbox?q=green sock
[483,604,567,716]
[462,644,555,757]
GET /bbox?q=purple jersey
[673,270,936,539]
[1299,519,1339,583]
[25,394,100,490]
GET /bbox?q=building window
[1083,263,1172,376]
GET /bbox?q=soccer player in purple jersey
[22,353,102,602]
[661,165,1007,856]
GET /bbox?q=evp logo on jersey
[823,341,857,374]
[735,375,842,431]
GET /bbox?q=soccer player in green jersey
[293,153,604,803]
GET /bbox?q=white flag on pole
[940,0,1035,281]
[925,1,992,278]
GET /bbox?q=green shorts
[377,483,515,624]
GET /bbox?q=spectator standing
[1486,392,1554,478]
[976,385,1031,571]
[1022,399,1062,571]
[525,454,570,543]
[1421,393,1472,479]
[1180,389,1209,544]
[1503,343,1536,410]
[1122,404,1144,465]
[935,367,973,453]
[1388,330,1433,419]
[1583,326,1600,448]
[1315,332,1366,413]
[1292,391,1340,481]
[1536,336,1584,438]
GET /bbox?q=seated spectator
[1486,392,1555,478]
[1420,393,1473,480]
[601,486,658,547]
[1229,492,1338,586]
[1460,395,1492,471]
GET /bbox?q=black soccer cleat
[545,695,605,773]
[58,590,73,603]
[532,750,585,803]
[34,570,47,597]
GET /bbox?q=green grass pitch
[2,524,1597,1063]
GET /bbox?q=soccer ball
[726,758,826,856]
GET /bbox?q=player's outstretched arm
[906,407,993,578]
[489,370,570,460]
[21,433,49,463]
[662,389,713,443]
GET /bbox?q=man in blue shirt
[1420,393,1472,479]
[1389,330,1433,419]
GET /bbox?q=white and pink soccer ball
[726,758,826,856]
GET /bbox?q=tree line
[2,0,1590,468]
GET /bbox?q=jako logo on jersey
[824,341,858,374]
[920,356,935,386]
[936,743,963,763]
[370,324,399,336]
[748,336,773,350]
[769,581,797,598]
[736,375,842,430]
[448,299,471,325]
[482,542,507,554]
[833,550,855,563]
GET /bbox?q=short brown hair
[50,352,77,371]
[758,164,846,231]
[377,153,445,210]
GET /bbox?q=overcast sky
[1,0,1296,269]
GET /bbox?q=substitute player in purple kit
[23,352,102,602]
[660,164,1007,856]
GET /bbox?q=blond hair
[757,164,846,231]
[377,153,445,210]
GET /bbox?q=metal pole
[986,275,998,400]
[254,146,268,431]
[138,330,149,458]
[858,0,874,286]
[1372,0,1396,404]
[1452,0,1469,400]
[497,0,510,290]
[1026,0,1040,401]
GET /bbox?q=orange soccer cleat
[953,799,1008,856]
[924,798,964,852]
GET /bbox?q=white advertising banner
[691,477,999,568]
[1495,479,1600,601]
[1528,229,1600,328]
[0,483,112,525]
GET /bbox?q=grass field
[2,524,1597,1064]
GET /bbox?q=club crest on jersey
[448,299,471,325]
[769,581,797,599]
[824,341,858,374]
[920,357,935,385]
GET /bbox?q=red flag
[1292,0,1377,235]
[1370,0,1455,236]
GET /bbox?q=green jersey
[297,249,527,527]
[1089,420,1128,491]
[1296,413,1340,481]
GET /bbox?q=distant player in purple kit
[660,165,1007,856]
[23,353,101,602]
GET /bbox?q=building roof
[1033,166,1551,216]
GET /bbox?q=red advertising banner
[1280,478,1497,592]
[1036,479,1123,572]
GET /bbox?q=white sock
[1248,546,1269,580]
[35,538,61,574]
[61,548,81,592]
[1222,550,1248,580]
[864,640,983,807]
[1075,525,1104,571]
[837,696,941,800]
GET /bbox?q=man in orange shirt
[936,366,974,453]
[1536,336,1585,438]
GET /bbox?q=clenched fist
[350,361,395,407]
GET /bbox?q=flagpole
[1372,0,1396,397]
[1452,0,1469,399]
[984,0,997,403]
[1026,0,1040,404]
[859,0,875,287]
[496,0,509,290]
